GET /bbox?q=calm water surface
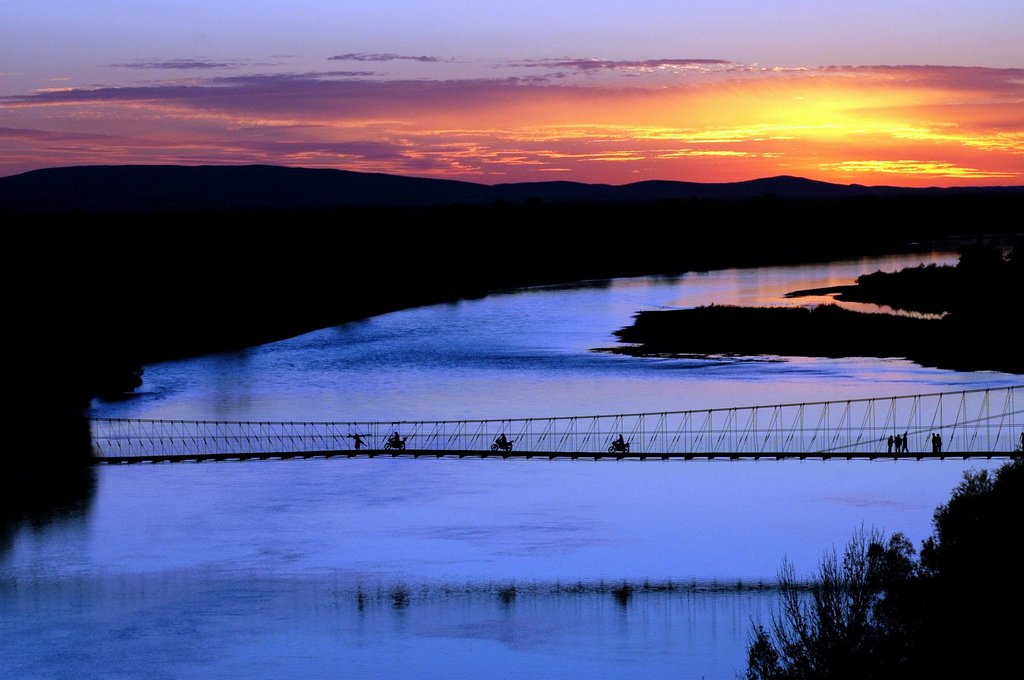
[90,251,1017,422]
[4,252,1017,679]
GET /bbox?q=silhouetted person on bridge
[901,431,909,453]
[935,432,942,453]
[611,434,627,453]
[887,435,894,454]
[350,433,364,450]
[893,434,902,454]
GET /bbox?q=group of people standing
[887,432,944,454]
[887,432,910,454]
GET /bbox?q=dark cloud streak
[111,58,247,70]
[0,126,118,142]
[1,74,574,116]
[329,52,442,63]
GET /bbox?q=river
[2,251,1018,679]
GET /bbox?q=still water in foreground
[3,252,1017,678]
[2,569,778,680]
[1,460,1000,679]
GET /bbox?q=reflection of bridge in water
[91,387,1023,464]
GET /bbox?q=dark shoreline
[611,243,1023,374]
[613,241,1023,374]
[611,304,1022,374]
[606,241,1024,374]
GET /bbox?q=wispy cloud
[0,126,116,142]
[329,53,443,63]
[817,64,1024,93]
[0,74,569,118]
[111,58,248,70]
[2,71,383,109]
[264,70,378,79]
[513,58,731,72]
[819,159,1020,179]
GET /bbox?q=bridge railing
[90,386,1022,459]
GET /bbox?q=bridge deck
[89,386,1023,464]
[94,449,1019,465]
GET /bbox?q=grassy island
[613,244,1022,374]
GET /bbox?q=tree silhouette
[745,527,916,680]
[746,459,1023,679]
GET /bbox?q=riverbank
[612,243,1022,374]
[612,304,1021,373]
[786,241,1022,315]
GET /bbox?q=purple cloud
[0,126,117,142]
[0,74,575,118]
[232,139,408,160]
[817,65,1024,92]
[329,53,442,63]
[272,70,377,78]
[0,123,461,176]
[111,58,247,70]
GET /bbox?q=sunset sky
[2,1,1021,185]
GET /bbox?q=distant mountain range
[1,164,1020,212]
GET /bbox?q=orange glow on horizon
[1,66,1021,186]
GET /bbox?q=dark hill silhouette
[0,165,488,212]
[2,164,1020,212]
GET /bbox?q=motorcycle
[608,440,630,454]
[491,438,515,452]
[384,436,407,451]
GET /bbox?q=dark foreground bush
[746,458,1022,679]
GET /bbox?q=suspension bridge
[90,386,1023,464]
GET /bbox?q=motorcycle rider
[495,433,509,449]
[612,434,626,451]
